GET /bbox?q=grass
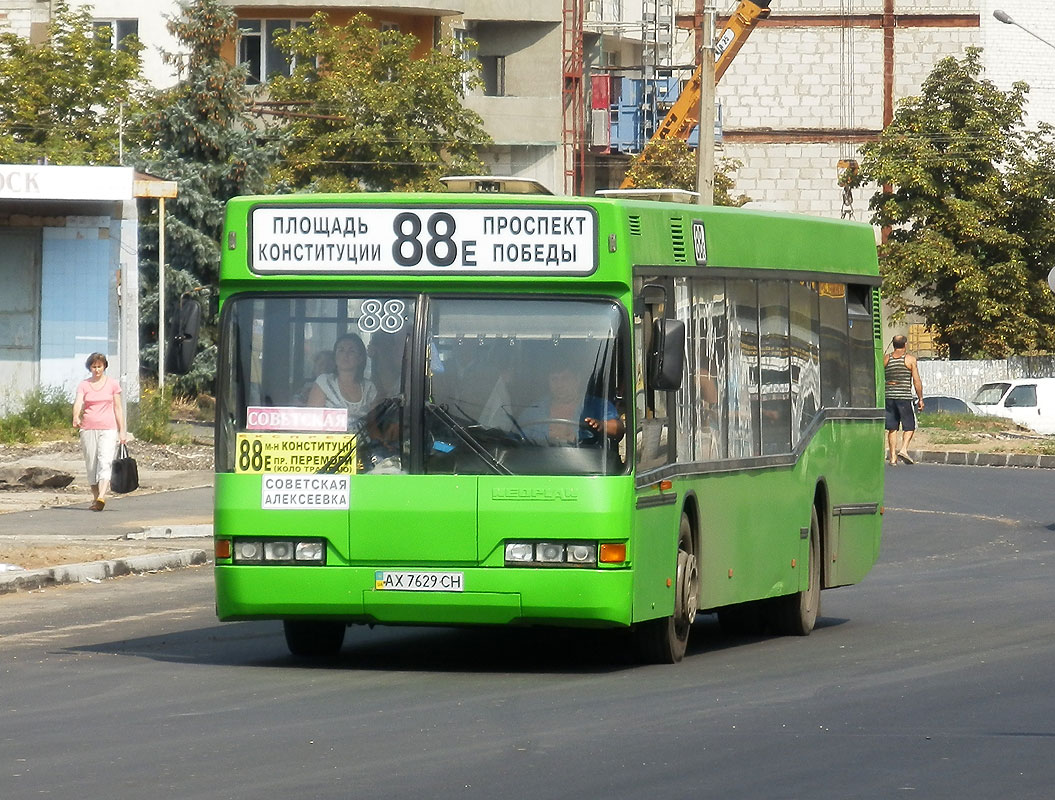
[1,383,209,447]
[0,386,73,444]
[917,411,1009,433]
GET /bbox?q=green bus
[212,188,884,663]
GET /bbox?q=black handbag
[111,443,139,494]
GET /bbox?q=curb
[0,548,209,595]
[910,450,1055,469]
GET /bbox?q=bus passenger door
[631,276,684,620]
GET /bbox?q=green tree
[0,1,147,164]
[133,0,278,393]
[264,13,490,192]
[860,48,1055,358]
[623,138,749,206]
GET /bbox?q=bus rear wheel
[283,620,346,657]
[635,513,698,664]
[770,506,821,636]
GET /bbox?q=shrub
[133,383,175,444]
[0,386,71,444]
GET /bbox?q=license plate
[374,571,465,592]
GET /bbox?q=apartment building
[3,1,1051,204]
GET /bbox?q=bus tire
[770,506,821,636]
[283,620,346,657]
[635,513,698,664]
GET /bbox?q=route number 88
[358,299,406,334]
[393,211,457,267]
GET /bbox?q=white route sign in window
[250,205,598,275]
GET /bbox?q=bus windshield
[218,295,628,477]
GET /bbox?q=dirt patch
[911,425,1055,454]
[0,541,178,571]
[0,439,213,471]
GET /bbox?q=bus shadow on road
[70,614,849,674]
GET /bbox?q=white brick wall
[662,1,991,220]
[981,0,1055,126]
[721,141,876,219]
[0,1,48,38]
[894,27,979,99]
[718,26,885,130]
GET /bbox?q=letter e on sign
[692,220,707,266]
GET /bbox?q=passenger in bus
[367,331,406,401]
[293,350,336,406]
[519,365,624,444]
[307,332,378,425]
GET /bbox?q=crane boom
[621,0,772,188]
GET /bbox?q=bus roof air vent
[439,175,553,195]
[628,215,642,236]
[670,217,688,263]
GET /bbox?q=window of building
[93,19,138,52]
[237,19,309,84]
[480,55,506,97]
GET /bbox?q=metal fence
[917,357,1055,401]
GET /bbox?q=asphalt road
[2,464,1053,799]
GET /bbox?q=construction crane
[621,0,772,188]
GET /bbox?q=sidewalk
[0,442,214,594]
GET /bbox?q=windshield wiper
[317,435,357,475]
[425,401,512,476]
[315,396,405,475]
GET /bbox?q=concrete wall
[920,357,1055,401]
[460,0,561,23]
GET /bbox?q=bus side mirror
[649,318,685,392]
[167,295,202,375]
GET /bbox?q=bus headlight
[566,544,597,564]
[232,538,326,565]
[505,542,535,563]
[504,541,599,567]
[536,543,565,563]
[234,540,263,563]
[295,541,325,563]
[264,541,295,561]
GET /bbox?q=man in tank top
[883,334,924,465]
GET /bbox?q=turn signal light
[599,543,627,563]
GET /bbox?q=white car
[972,379,1055,435]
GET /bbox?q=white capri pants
[80,428,119,484]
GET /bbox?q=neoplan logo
[692,220,707,266]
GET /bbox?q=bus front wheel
[635,513,698,664]
[283,620,346,657]
[770,506,821,636]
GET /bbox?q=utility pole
[696,1,716,205]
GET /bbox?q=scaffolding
[641,0,676,141]
[562,0,586,195]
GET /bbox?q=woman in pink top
[72,353,127,511]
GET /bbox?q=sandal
[897,452,915,464]
[89,500,102,511]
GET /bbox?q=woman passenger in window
[307,332,377,425]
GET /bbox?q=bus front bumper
[215,565,635,628]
